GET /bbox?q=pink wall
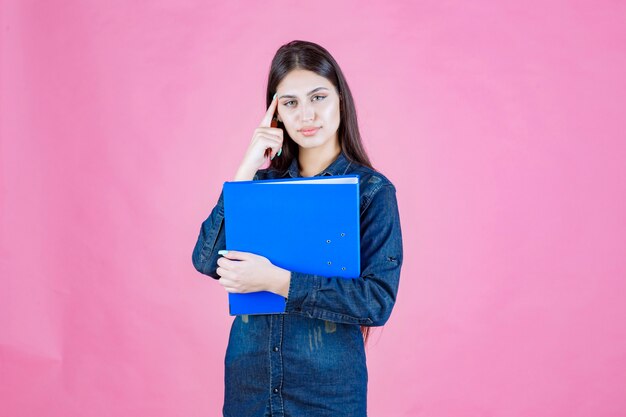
[2,1,625,416]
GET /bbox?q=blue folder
[222,174,361,315]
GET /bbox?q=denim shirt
[192,151,403,417]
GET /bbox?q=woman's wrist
[270,267,291,298]
[233,164,257,181]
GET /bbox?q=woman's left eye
[313,95,326,101]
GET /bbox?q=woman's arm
[284,183,403,327]
[192,189,227,279]
[194,93,282,277]
[194,178,404,326]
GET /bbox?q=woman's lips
[300,127,320,136]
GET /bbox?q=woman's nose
[301,102,315,121]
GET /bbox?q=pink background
[2,1,625,416]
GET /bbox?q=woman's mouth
[300,127,320,137]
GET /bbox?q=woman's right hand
[234,94,284,180]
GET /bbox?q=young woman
[192,40,403,417]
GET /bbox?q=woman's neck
[298,144,341,177]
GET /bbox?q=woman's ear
[277,114,282,122]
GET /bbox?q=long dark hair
[265,40,376,345]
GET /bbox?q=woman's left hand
[216,250,291,297]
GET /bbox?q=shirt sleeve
[191,189,227,279]
[285,183,404,326]
[192,173,262,278]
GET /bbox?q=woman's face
[275,69,341,152]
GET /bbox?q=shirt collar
[285,151,352,178]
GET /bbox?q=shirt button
[273,346,279,352]
[273,388,279,394]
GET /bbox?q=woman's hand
[216,250,291,297]
[233,94,284,181]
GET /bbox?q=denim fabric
[192,151,404,417]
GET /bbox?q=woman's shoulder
[345,162,398,216]
[347,161,396,192]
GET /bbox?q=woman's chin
[293,137,327,149]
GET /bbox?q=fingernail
[273,93,277,100]
[218,250,229,255]
[277,147,282,157]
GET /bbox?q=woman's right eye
[284,100,296,107]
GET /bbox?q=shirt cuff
[285,271,321,313]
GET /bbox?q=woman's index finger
[259,93,279,127]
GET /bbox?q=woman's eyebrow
[279,87,329,99]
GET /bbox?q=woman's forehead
[277,70,333,95]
